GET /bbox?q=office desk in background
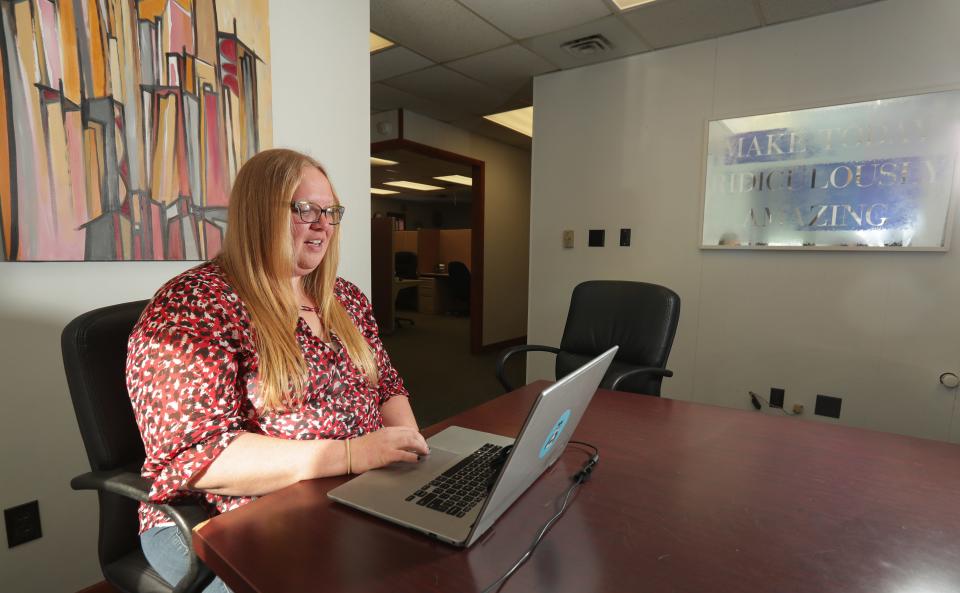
[417,272,450,315]
[194,382,960,593]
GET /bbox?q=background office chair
[447,260,471,316]
[62,300,214,593]
[496,281,680,396]
[394,251,418,327]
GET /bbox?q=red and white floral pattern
[126,262,408,533]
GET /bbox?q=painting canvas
[0,0,272,261]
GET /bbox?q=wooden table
[194,381,960,593]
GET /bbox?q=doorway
[370,139,484,354]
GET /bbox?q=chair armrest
[496,344,561,393]
[72,468,215,593]
[608,367,674,392]
[71,468,153,502]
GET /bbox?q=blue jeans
[141,525,232,593]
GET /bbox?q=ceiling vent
[560,34,613,57]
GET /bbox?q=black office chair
[496,281,680,396]
[447,261,471,316]
[394,251,418,326]
[62,300,214,593]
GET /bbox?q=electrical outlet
[769,387,785,408]
[5,500,42,548]
[792,404,804,415]
[588,229,605,247]
[815,394,842,419]
[562,230,575,248]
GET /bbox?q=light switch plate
[562,230,574,248]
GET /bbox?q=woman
[126,149,429,592]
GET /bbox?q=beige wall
[394,230,419,254]
[438,229,471,272]
[400,111,531,345]
[529,0,960,442]
[0,2,370,591]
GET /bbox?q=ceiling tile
[457,0,612,40]
[372,47,434,82]
[521,15,651,70]
[620,0,762,49]
[758,0,879,24]
[446,44,557,93]
[371,0,512,62]
[451,115,533,150]
[371,83,468,122]
[382,66,511,116]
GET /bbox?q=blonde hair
[217,148,378,411]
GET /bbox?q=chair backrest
[395,251,418,279]
[447,261,470,301]
[556,281,680,396]
[62,300,149,565]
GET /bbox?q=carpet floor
[380,311,526,427]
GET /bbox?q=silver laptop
[328,346,617,547]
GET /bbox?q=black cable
[568,440,599,455]
[478,441,599,593]
[748,391,800,416]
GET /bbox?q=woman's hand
[351,427,430,473]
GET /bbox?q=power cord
[478,441,599,593]
[749,391,800,416]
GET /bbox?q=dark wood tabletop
[194,381,960,593]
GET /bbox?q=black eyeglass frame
[290,202,346,225]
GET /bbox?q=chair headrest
[61,300,150,471]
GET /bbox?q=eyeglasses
[290,202,345,225]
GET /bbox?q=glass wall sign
[700,91,960,250]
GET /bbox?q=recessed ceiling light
[370,32,394,53]
[611,0,658,9]
[384,180,444,191]
[370,157,398,166]
[483,106,533,137]
[371,188,399,195]
[434,175,472,186]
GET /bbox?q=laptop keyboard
[405,443,504,517]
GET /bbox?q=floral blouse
[126,262,409,533]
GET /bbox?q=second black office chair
[447,261,471,316]
[496,280,680,396]
[62,300,214,593]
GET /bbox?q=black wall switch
[769,387,785,408]
[815,394,843,419]
[619,228,631,246]
[5,500,42,548]
[588,229,605,247]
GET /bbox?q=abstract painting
[0,0,272,261]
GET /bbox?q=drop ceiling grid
[618,0,763,49]
[371,47,435,83]
[385,66,512,114]
[369,0,512,63]
[445,45,557,93]
[455,0,615,40]
[370,0,884,146]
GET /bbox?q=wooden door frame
[371,133,485,354]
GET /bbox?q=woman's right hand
[350,427,430,473]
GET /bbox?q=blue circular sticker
[539,409,572,459]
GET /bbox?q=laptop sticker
[539,409,572,459]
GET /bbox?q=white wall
[529,0,960,442]
[399,111,531,345]
[0,2,370,591]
